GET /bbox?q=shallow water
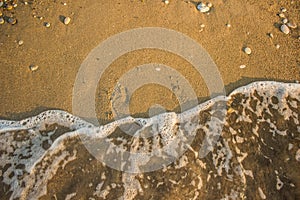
[0,81,299,200]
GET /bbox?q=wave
[0,81,299,200]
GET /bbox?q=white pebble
[282,18,288,24]
[239,65,246,69]
[275,44,280,49]
[207,2,213,8]
[64,17,71,25]
[280,24,290,34]
[281,7,287,12]
[258,187,266,199]
[18,40,24,45]
[45,22,50,28]
[243,47,252,55]
[197,2,210,13]
[226,23,231,28]
[29,65,39,72]
[164,0,169,4]
[276,176,284,190]
[268,33,274,38]
[287,22,297,29]
[0,18,4,25]
[278,13,285,18]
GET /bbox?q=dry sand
[0,0,299,121]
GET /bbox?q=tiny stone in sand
[281,7,287,12]
[7,17,17,25]
[268,33,274,38]
[287,22,297,29]
[164,0,169,5]
[275,44,280,49]
[29,65,39,72]
[64,17,71,25]
[0,17,4,24]
[280,24,290,34]
[282,18,288,24]
[239,65,246,69]
[197,2,211,13]
[18,40,24,45]
[243,47,251,55]
[45,22,51,27]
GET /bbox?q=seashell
[243,47,251,55]
[63,17,71,25]
[0,17,4,25]
[280,24,290,34]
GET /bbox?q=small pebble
[164,0,169,4]
[239,65,246,69]
[62,2,67,6]
[64,17,71,25]
[278,13,285,18]
[282,18,288,24]
[287,22,297,29]
[29,65,39,72]
[24,2,28,5]
[6,5,13,10]
[207,2,213,8]
[7,17,17,25]
[45,22,50,27]
[197,2,210,13]
[268,33,274,38]
[275,44,280,49]
[0,2,3,7]
[296,149,300,162]
[243,47,252,55]
[18,40,24,45]
[226,23,231,28]
[200,24,205,28]
[280,24,290,34]
[0,17,4,25]
[281,7,287,12]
